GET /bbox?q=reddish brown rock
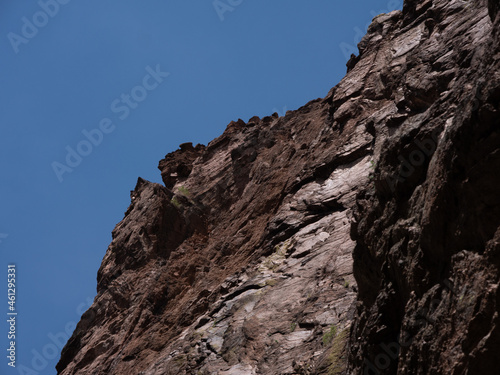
[57,0,500,374]
[158,142,205,189]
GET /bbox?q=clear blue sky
[0,1,402,374]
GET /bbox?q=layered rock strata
[57,0,500,374]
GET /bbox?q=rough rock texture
[348,0,500,374]
[57,0,500,374]
[158,142,205,189]
[57,99,371,374]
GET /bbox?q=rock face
[347,1,500,374]
[57,0,500,374]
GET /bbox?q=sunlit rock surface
[57,0,500,374]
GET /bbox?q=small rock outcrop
[158,142,205,189]
[57,0,500,374]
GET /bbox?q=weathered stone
[57,1,500,374]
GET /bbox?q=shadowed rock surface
[57,0,500,374]
[348,0,500,374]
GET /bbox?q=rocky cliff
[57,0,500,374]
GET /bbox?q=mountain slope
[57,0,500,374]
